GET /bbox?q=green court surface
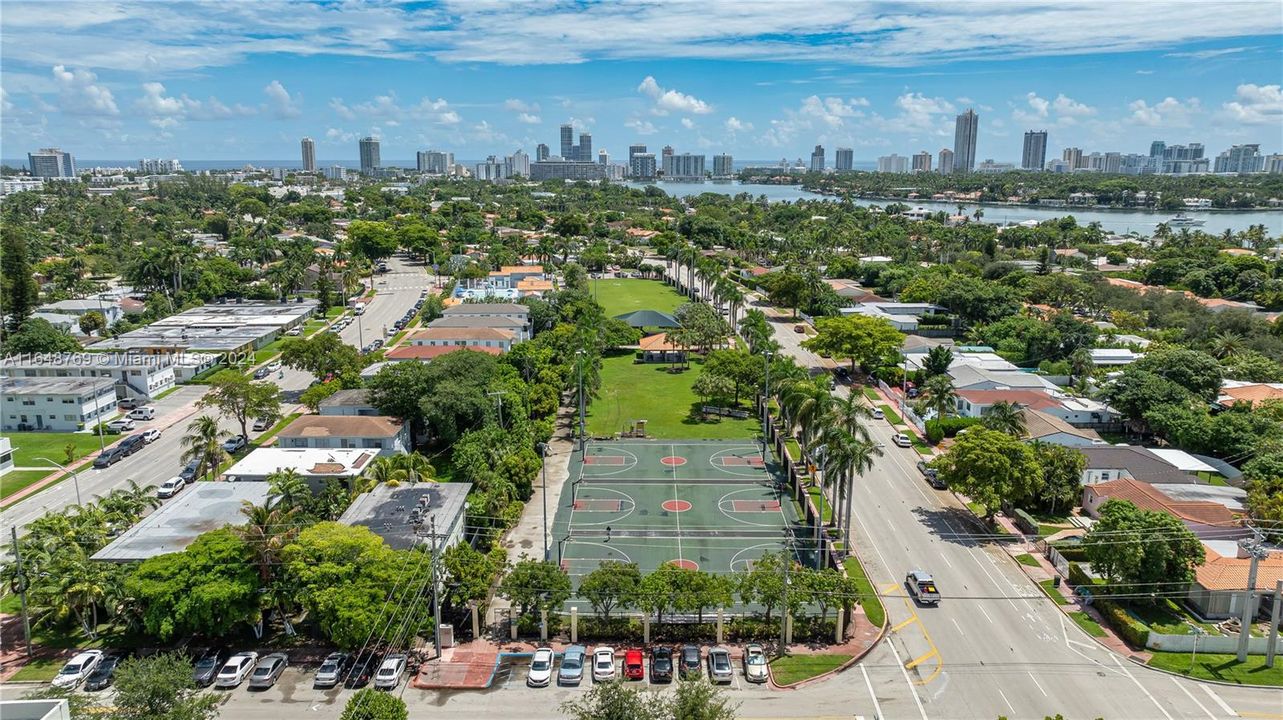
[553,440,816,610]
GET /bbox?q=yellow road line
[892,615,919,633]
[905,648,939,670]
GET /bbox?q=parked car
[248,653,288,689]
[93,446,127,469]
[127,407,155,421]
[793,324,806,334]
[118,398,140,410]
[870,408,885,420]
[374,654,406,690]
[120,434,146,455]
[285,327,302,336]
[907,387,920,399]
[314,652,351,688]
[106,418,136,433]
[156,475,186,498]
[679,645,702,680]
[179,459,201,482]
[215,652,259,688]
[558,645,585,686]
[142,428,161,443]
[252,417,271,431]
[917,460,945,489]
[623,648,644,681]
[649,647,673,683]
[743,644,768,683]
[192,648,229,686]
[906,569,941,605]
[253,367,271,380]
[592,646,616,682]
[52,650,103,689]
[222,435,247,453]
[84,654,123,691]
[527,647,554,687]
[344,653,377,689]
[892,433,912,448]
[707,647,733,684]
[266,361,281,372]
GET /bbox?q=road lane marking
[893,615,919,632]
[977,605,995,624]
[1171,677,1216,720]
[859,664,884,720]
[1199,684,1238,717]
[1027,671,1048,697]
[1110,653,1174,720]
[950,617,965,636]
[887,638,929,720]
[996,688,1016,716]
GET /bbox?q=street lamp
[537,442,550,561]
[36,456,82,506]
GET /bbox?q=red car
[623,648,644,680]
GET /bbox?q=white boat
[1164,214,1205,227]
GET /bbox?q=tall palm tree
[919,374,958,420]
[181,415,228,482]
[267,468,312,511]
[827,393,873,443]
[1068,347,1096,390]
[237,499,301,587]
[819,426,881,564]
[982,401,1027,437]
[782,380,833,469]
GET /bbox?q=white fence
[1146,632,1283,655]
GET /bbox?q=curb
[1124,653,1283,690]
[769,610,890,691]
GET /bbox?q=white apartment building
[0,353,177,402]
[1,377,117,432]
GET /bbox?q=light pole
[762,351,773,455]
[36,456,82,506]
[537,442,550,561]
[1236,532,1270,662]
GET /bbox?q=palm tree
[782,380,833,469]
[982,401,1027,437]
[393,453,436,484]
[1210,331,1244,359]
[919,374,958,420]
[267,468,312,511]
[827,392,873,443]
[1068,347,1095,389]
[359,456,405,492]
[819,426,881,563]
[181,415,228,482]
[237,499,301,587]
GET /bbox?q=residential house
[1,377,117,432]
[318,389,380,417]
[428,314,529,341]
[1217,381,1283,409]
[0,353,176,402]
[383,345,504,362]
[1081,478,1241,537]
[824,279,886,303]
[1089,348,1144,366]
[222,447,376,489]
[37,299,124,327]
[1021,408,1104,447]
[339,482,472,551]
[842,302,947,333]
[947,366,1060,393]
[1187,545,1283,619]
[1077,445,1199,485]
[406,326,515,353]
[276,415,409,456]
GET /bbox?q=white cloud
[328,93,460,126]
[1012,92,1096,125]
[1218,83,1283,125]
[625,118,657,135]
[1052,94,1095,117]
[329,98,355,120]
[637,76,712,115]
[681,117,695,129]
[52,64,118,115]
[1165,46,1253,59]
[325,127,356,144]
[503,98,539,113]
[1127,96,1202,127]
[135,81,254,127]
[263,80,301,118]
[724,116,753,132]
[762,94,874,147]
[1135,69,1154,75]
[516,112,541,124]
[885,92,954,133]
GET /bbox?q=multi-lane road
[2,255,434,537]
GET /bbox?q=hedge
[924,416,983,444]
[1094,598,1150,649]
[1067,562,1094,588]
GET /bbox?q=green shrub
[924,416,982,443]
[1013,508,1040,535]
[1067,562,1093,588]
[1095,599,1150,648]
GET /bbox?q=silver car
[707,647,733,684]
[247,653,288,689]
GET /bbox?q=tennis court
[553,440,816,596]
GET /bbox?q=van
[906,570,940,605]
[354,305,366,316]
[127,407,155,421]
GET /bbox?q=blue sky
[2,1,1281,164]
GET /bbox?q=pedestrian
[605,525,612,543]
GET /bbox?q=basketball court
[553,440,816,606]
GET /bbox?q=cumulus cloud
[1218,83,1282,125]
[638,76,712,115]
[1127,96,1202,127]
[680,117,695,129]
[135,81,254,127]
[725,116,753,132]
[1012,92,1096,124]
[263,80,301,118]
[52,64,118,115]
[879,92,955,133]
[761,94,872,147]
[625,117,657,135]
[329,93,460,126]
[516,112,541,124]
[504,98,538,112]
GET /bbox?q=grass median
[844,555,885,629]
[769,654,851,685]
[1,469,56,503]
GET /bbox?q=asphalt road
[2,254,433,537]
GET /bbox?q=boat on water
[1164,214,1206,227]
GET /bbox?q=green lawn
[1128,599,1218,635]
[769,654,852,685]
[0,592,22,614]
[1,469,56,502]
[1147,652,1283,687]
[9,657,63,682]
[807,485,832,523]
[252,338,286,364]
[7,432,106,467]
[1069,611,1107,637]
[592,279,687,319]
[1039,579,1069,605]
[1016,553,1041,568]
[862,387,880,402]
[879,404,904,426]
[784,438,802,462]
[586,353,757,440]
[844,556,885,629]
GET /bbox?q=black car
[679,645,701,680]
[93,447,127,468]
[179,459,201,482]
[120,434,146,455]
[192,648,230,687]
[83,655,122,691]
[344,653,377,689]
[917,460,946,489]
[649,647,673,683]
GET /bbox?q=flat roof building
[340,481,472,551]
[89,301,315,354]
[222,448,377,487]
[276,415,409,456]
[0,352,177,402]
[92,482,272,562]
[1,376,117,432]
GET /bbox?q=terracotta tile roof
[1088,478,1239,527]
[639,332,681,352]
[1194,546,1283,591]
[956,389,1061,411]
[1220,384,1283,407]
[278,415,403,439]
[517,278,554,291]
[385,345,504,360]
[409,326,514,342]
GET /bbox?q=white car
[127,407,155,421]
[266,360,282,372]
[106,418,135,433]
[142,428,161,443]
[592,646,616,682]
[157,476,186,498]
[374,654,407,689]
[743,644,768,683]
[215,652,259,688]
[527,647,554,687]
[892,433,912,448]
[285,328,302,336]
[870,408,885,420]
[52,650,103,688]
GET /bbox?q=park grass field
[593,278,686,319]
[7,432,106,467]
[587,353,757,440]
[0,469,56,502]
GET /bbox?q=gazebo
[613,309,680,329]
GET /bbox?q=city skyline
[1,2,1281,163]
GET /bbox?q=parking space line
[1171,677,1216,720]
[1199,684,1238,717]
[892,615,919,632]
[887,640,929,720]
[860,664,884,720]
[1027,671,1047,697]
[905,649,938,670]
[950,617,965,636]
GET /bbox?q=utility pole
[762,351,773,455]
[11,527,32,657]
[431,517,442,659]
[576,349,586,454]
[538,442,550,561]
[1237,532,1269,663]
[1266,579,1281,669]
[487,391,505,429]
